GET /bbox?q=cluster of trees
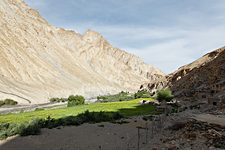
[49,95,84,105]
[49,98,67,103]
[134,88,174,102]
[49,88,174,107]
[97,91,134,102]
[67,95,85,107]
[97,90,153,103]
[50,95,85,107]
[134,90,151,99]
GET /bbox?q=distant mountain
[0,0,164,104]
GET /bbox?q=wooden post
[146,122,148,144]
[137,128,140,150]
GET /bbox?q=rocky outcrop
[140,75,167,95]
[0,0,164,104]
[141,46,225,107]
[169,46,225,105]
[167,47,224,85]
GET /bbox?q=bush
[156,88,174,102]
[18,119,42,136]
[67,95,85,107]
[134,90,151,99]
[97,91,134,103]
[0,101,4,107]
[4,99,18,105]
[0,123,19,139]
[35,108,44,111]
[0,99,18,107]
[49,98,67,103]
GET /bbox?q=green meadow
[0,98,155,124]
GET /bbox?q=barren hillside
[0,0,164,104]
[141,46,225,106]
[169,46,225,103]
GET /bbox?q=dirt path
[192,114,225,127]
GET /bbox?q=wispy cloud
[24,0,225,73]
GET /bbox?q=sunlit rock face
[0,0,164,104]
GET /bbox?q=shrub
[0,101,4,107]
[18,119,42,136]
[0,99,18,107]
[97,96,107,101]
[156,88,174,102]
[4,99,18,105]
[49,98,60,103]
[134,90,151,99]
[67,95,85,107]
[35,108,44,111]
[49,98,67,103]
[0,123,19,139]
[97,91,134,103]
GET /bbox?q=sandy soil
[0,117,153,150]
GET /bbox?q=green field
[0,98,155,124]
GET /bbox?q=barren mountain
[141,46,225,106]
[170,46,225,104]
[167,47,225,85]
[0,0,164,104]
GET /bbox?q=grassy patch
[0,111,124,139]
[0,98,155,139]
[0,98,154,124]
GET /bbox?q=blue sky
[24,0,225,73]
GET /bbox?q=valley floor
[0,99,225,150]
[0,112,224,150]
[0,117,150,150]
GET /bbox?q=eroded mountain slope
[0,0,164,104]
[170,46,225,103]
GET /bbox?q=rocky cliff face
[0,0,164,104]
[170,46,225,104]
[167,47,224,86]
[141,46,225,106]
